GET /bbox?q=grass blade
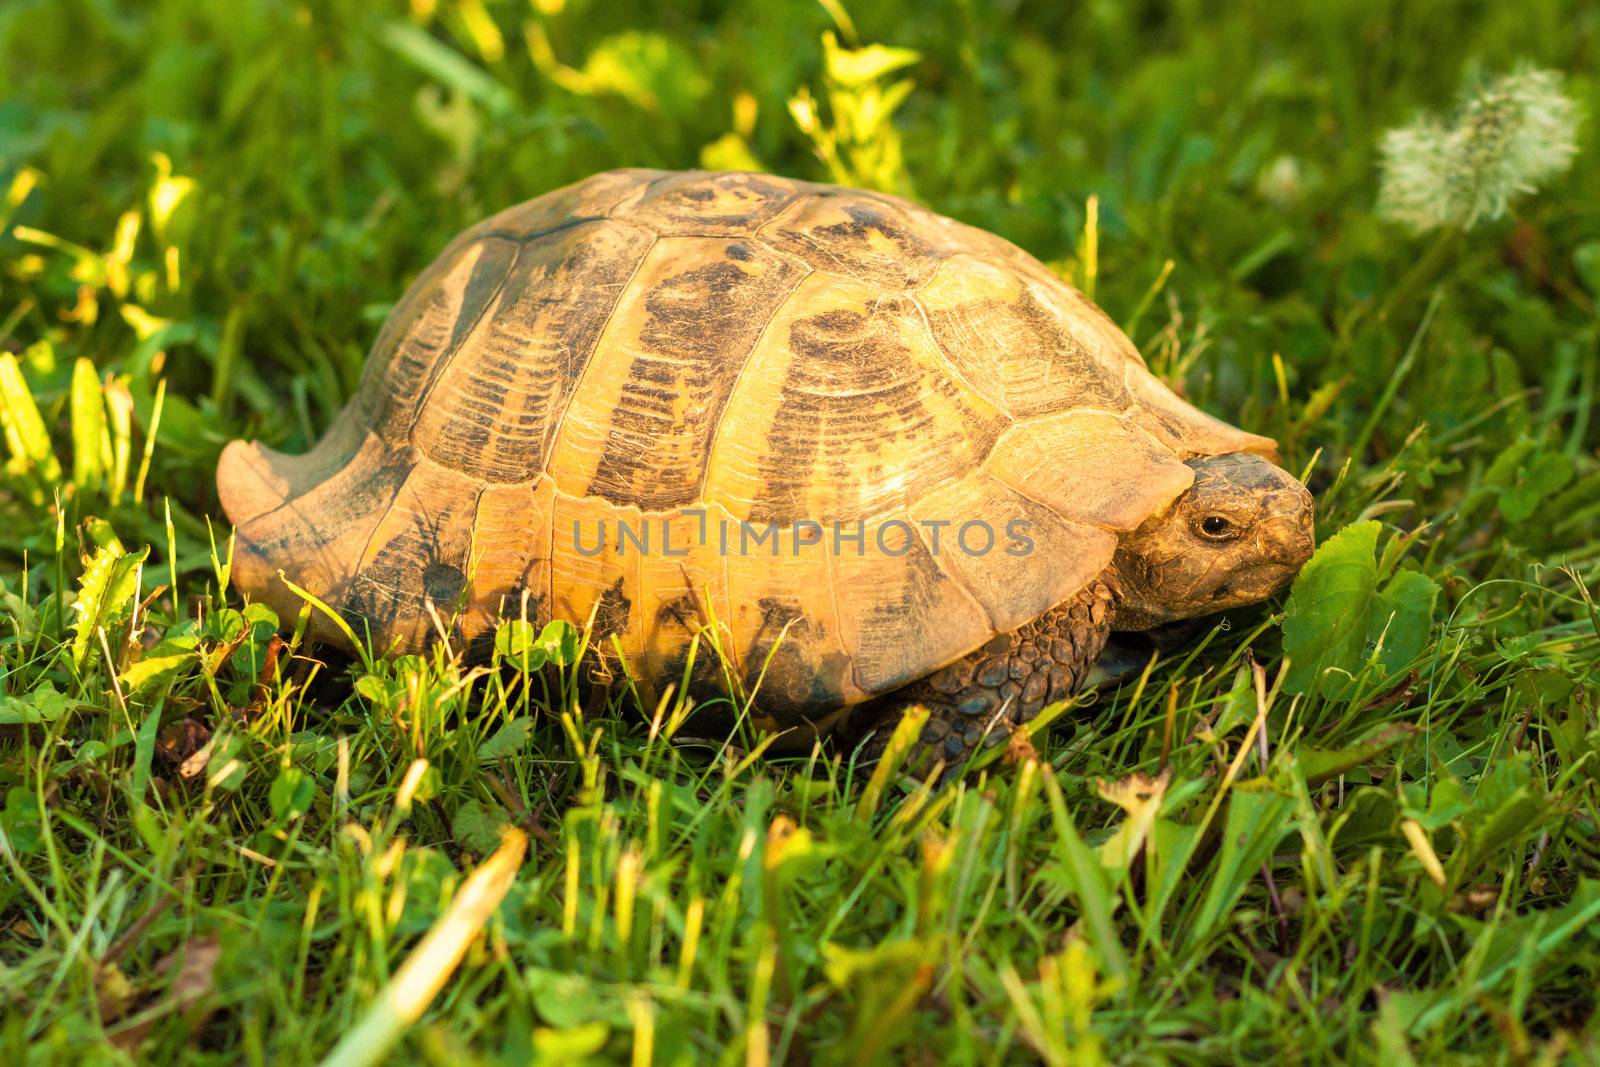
[69,357,106,493]
[0,351,62,494]
[1040,765,1129,980]
[319,828,528,1067]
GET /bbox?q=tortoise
[218,168,1314,766]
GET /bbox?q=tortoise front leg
[852,578,1117,774]
[1086,618,1206,688]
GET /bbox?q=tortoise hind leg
[850,578,1117,776]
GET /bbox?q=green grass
[2,0,1598,1062]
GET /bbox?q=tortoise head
[1110,453,1314,630]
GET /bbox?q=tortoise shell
[218,169,1274,724]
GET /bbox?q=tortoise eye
[1198,515,1237,540]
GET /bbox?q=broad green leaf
[80,515,124,554]
[524,969,629,1029]
[823,35,920,87]
[1283,521,1438,697]
[0,787,43,854]
[478,718,535,763]
[494,620,548,670]
[390,846,455,936]
[1212,665,1256,735]
[1526,451,1574,494]
[538,619,580,667]
[243,601,279,629]
[72,541,134,668]
[1487,442,1572,523]
[269,767,317,821]
[1498,484,1540,522]
[1452,754,1549,883]
[1510,668,1574,710]
[1144,815,1206,935]
[1297,723,1418,785]
[1370,568,1439,676]
[205,732,247,792]
[531,1024,611,1063]
[452,797,509,854]
[209,606,249,642]
[354,675,394,707]
[0,683,74,724]
[0,576,34,638]
[1403,773,1470,830]
[91,545,149,667]
[1282,520,1380,696]
[231,601,281,678]
[147,151,195,241]
[121,634,199,696]
[1482,438,1537,488]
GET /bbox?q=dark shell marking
[747,293,1004,525]
[579,238,806,510]
[413,221,657,481]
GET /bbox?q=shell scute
[343,460,482,651]
[461,168,664,241]
[758,192,945,289]
[907,470,1118,632]
[544,235,807,510]
[633,507,733,700]
[460,479,553,643]
[227,431,409,643]
[736,594,854,723]
[986,412,1194,532]
[702,273,1006,525]
[918,254,1131,417]
[547,492,644,656]
[412,220,657,481]
[830,522,991,695]
[722,526,860,710]
[363,237,518,448]
[619,170,801,236]
[1125,370,1279,460]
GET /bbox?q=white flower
[1257,154,1306,210]
[1378,68,1581,234]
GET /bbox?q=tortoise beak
[1269,484,1316,571]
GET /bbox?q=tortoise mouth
[1210,561,1299,603]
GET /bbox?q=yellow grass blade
[318,828,528,1067]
